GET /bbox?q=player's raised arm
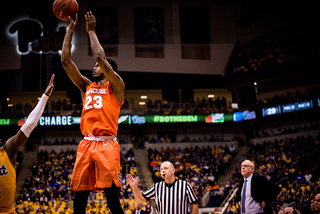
[4,74,55,167]
[85,11,125,103]
[61,14,91,97]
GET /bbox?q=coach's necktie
[241,179,247,214]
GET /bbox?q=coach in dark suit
[236,160,281,214]
[132,202,148,214]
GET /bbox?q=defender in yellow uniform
[0,75,54,214]
[0,147,16,214]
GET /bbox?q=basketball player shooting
[61,12,125,214]
[0,74,54,213]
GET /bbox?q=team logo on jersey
[86,88,108,95]
[0,164,8,176]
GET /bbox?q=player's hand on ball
[67,13,78,31]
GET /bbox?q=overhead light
[6,98,10,101]
[208,94,215,98]
[254,82,257,86]
[231,103,239,109]
[140,95,147,99]
[139,102,146,105]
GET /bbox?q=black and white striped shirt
[142,179,198,214]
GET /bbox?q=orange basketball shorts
[70,139,122,191]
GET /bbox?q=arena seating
[15,146,136,214]
[226,28,320,75]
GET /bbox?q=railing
[3,101,231,118]
[121,102,230,115]
[219,188,238,214]
[4,103,83,116]
[216,146,243,186]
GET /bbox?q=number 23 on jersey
[84,95,103,110]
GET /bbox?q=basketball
[52,0,79,21]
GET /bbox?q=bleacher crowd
[228,28,320,75]
[256,123,320,139]
[14,146,154,214]
[13,131,320,213]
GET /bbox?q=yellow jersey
[51,209,60,214]
[127,199,135,211]
[0,147,16,213]
[15,204,25,214]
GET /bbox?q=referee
[127,161,199,214]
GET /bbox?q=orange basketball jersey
[0,147,16,212]
[80,81,123,137]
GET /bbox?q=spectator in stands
[149,137,156,143]
[209,135,216,142]
[127,154,136,165]
[64,203,73,214]
[126,194,135,211]
[64,191,72,201]
[284,207,296,214]
[146,108,153,115]
[123,204,132,214]
[16,194,26,203]
[157,108,164,115]
[301,198,314,214]
[226,202,237,214]
[296,171,305,184]
[16,101,23,112]
[40,193,48,202]
[150,158,158,168]
[219,182,225,197]
[121,147,128,157]
[304,170,312,184]
[211,181,219,190]
[229,144,236,157]
[144,201,153,214]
